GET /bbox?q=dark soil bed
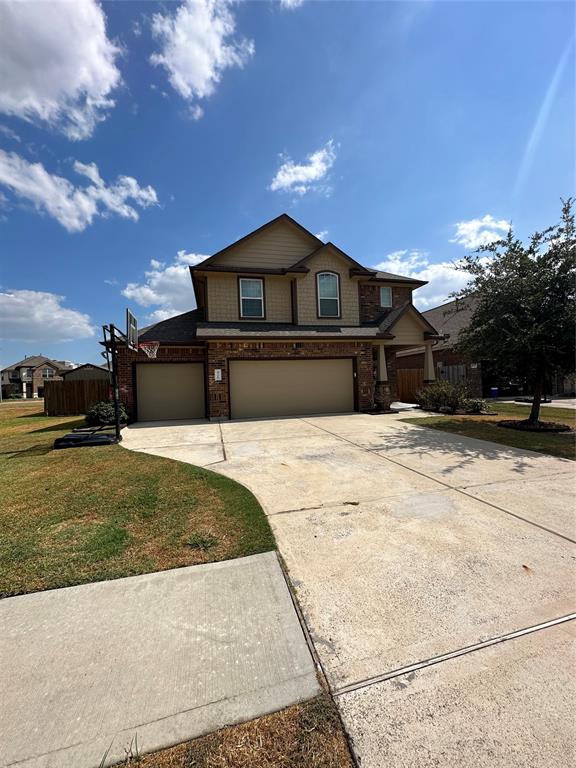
[498,419,572,433]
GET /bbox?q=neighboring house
[396,296,575,398]
[61,364,111,382]
[118,214,443,421]
[1,356,77,399]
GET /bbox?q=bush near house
[415,380,493,414]
[85,400,128,426]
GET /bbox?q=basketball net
[138,341,160,358]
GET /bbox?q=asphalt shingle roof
[422,296,477,350]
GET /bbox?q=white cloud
[150,0,254,116]
[0,150,158,232]
[315,230,328,241]
[122,251,209,321]
[450,214,510,250]
[280,0,305,8]
[373,250,470,311]
[269,140,336,196]
[0,290,95,342]
[0,124,20,142]
[0,0,121,140]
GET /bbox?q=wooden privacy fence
[44,379,109,416]
[397,368,424,403]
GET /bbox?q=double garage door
[136,359,355,421]
[230,359,355,419]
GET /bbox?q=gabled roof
[61,363,109,377]
[192,213,323,270]
[288,242,373,275]
[2,355,70,372]
[422,296,477,350]
[378,302,440,336]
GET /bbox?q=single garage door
[229,359,355,419]
[136,363,205,421]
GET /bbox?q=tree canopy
[454,199,576,424]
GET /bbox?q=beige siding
[213,219,317,268]
[296,248,360,325]
[229,359,354,418]
[207,274,292,322]
[387,309,428,345]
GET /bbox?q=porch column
[374,344,392,410]
[424,343,436,382]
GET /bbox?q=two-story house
[118,214,442,421]
[1,356,77,399]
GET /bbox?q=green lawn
[0,401,274,597]
[404,402,576,460]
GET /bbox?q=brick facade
[117,345,206,417]
[206,340,375,419]
[359,284,413,323]
[117,340,376,420]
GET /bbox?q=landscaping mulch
[498,419,572,433]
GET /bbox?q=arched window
[317,272,340,318]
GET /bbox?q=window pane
[380,287,392,307]
[241,298,263,317]
[318,273,338,299]
[240,279,262,298]
[319,297,339,317]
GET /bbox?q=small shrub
[463,397,494,414]
[8,393,23,400]
[187,533,219,551]
[86,400,128,426]
[415,380,470,413]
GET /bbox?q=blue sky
[0,0,574,367]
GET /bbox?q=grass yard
[117,696,354,768]
[0,401,274,597]
[404,402,576,460]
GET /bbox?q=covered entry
[136,363,205,421]
[229,359,355,419]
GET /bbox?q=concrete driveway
[123,413,576,766]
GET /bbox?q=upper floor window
[239,278,264,318]
[317,272,340,318]
[42,368,55,379]
[380,286,392,307]
[21,368,32,379]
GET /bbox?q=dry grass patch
[0,402,274,596]
[118,696,354,768]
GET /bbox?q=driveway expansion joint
[334,613,576,697]
[300,418,575,543]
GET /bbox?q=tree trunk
[528,374,543,425]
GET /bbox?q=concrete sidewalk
[0,552,320,768]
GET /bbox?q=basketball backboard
[126,309,138,351]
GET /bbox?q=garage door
[136,363,205,421]
[229,359,355,419]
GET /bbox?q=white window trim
[380,286,392,308]
[317,272,340,318]
[239,277,264,319]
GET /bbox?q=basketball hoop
[138,341,160,359]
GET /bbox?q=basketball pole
[109,324,122,442]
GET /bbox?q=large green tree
[454,199,576,425]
